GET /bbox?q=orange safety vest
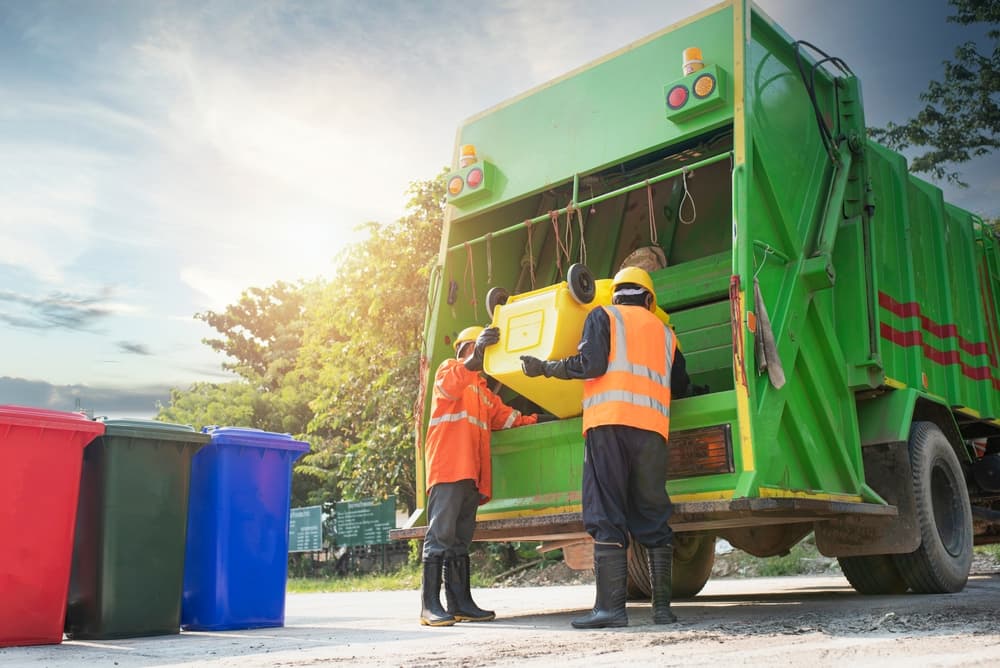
[582,305,675,439]
[424,358,536,503]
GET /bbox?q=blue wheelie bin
[181,427,309,631]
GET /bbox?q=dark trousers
[422,479,480,559]
[582,425,673,548]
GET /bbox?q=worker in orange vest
[421,325,543,627]
[520,266,691,628]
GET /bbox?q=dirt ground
[6,573,1000,667]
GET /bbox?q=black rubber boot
[571,545,628,629]
[647,545,677,624]
[444,555,495,622]
[420,557,456,626]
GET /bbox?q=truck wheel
[567,264,595,305]
[891,421,973,594]
[672,533,715,599]
[486,287,509,319]
[838,554,909,595]
[626,543,651,599]
[625,534,715,600]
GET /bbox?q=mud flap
[814,441,920,557]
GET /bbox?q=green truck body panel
[409,0,1000,540]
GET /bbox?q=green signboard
[334,496,396,547]
[289,505,323,552]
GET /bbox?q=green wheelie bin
[64,419,210,639]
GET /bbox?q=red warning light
[467,167,484,188]
[667,85,689,110]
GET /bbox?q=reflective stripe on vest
[582,305,674,437]
[428,410,489,432]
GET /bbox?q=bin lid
[202,426,310,453]
[98,418,211,444]
[0,404,106,435]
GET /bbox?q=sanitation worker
[420,325,542,627]
[520,266,691,628]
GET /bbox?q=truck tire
[625,543,650,599]
[626,534,716,600]
[891,421,973,594]
[838,554,909,595]
[672,533,716,599]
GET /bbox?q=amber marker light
[448,175,464,196]
[459,144,478,168]
[693,73,716,98]
[666,424,734,479]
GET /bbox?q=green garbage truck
[391,0,1000,598]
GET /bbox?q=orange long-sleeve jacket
[424,358,537,504]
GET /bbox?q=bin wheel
[567,264,595,305]
[486,287,509,319]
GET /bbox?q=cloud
[0,287,115,331]
[117,340,152,355]
[0,376,172,418]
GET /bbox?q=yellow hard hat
[454,326,484,354]
[612,266,656,310]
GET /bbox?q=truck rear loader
[391,0,1000,598]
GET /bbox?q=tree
[162,279,333,503]
[870,0,999,185]
[156,381,259,429]
[196,280,312,392]
[159,173,446,514]
[302,172,446,513]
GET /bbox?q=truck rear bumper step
[389,498,897,542]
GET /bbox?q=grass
[286,562,496,593]
[287,564,421,593]
[976,543,1000,560]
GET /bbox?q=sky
[1,0,996,418]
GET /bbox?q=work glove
[475,326,500,351]
[466,326,500,372]
[520,355,547,377]
[520,356,572,380]
[535,413,558,423]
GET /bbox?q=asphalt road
[5,574,1000,667]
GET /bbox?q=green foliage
[156,381,258,429]
[870,0,999,185]
[163,172,447,514]
[302,172,446,513]
[196,280,313,391]
[975,543,1000,560]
